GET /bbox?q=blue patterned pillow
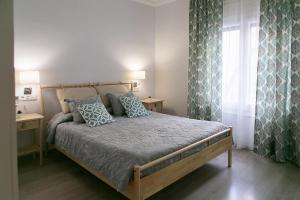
[77,102,113,127]
[119,96,150,118]
[65,95,102,123]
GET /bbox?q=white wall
[14,0,190,118]
[154,0,189,116]
[14,0,155,101]
[14,0,156,149]
[0,0,19,199]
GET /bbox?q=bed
[41,82,232,200]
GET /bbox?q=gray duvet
[48,112,229,191]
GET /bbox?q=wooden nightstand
[141,98,164,113]
[16,113,44,165]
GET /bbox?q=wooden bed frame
[40,82,233,200]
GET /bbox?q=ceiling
[131,0,177,7]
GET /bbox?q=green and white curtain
[188,0,223,121]
[254,0,300,166]
[189,0,260,149]
[188,0,300,166]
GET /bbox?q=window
[222,23,258,115]
[222,26,240,107]
[222,0,260,149]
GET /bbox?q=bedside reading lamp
[19,71,40,101]
[129,71,145,91]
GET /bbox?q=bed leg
[133,166,143,200]
[228,148,232,168]
[228,127,233,168]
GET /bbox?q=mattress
[47,112,229,191]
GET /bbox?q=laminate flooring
[18,150,300,200]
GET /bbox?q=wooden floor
[18,150,300,200]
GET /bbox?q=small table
[141,98,164,113]
[16,113,44,165]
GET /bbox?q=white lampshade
[19,71,40,85]
[129,71,146,80]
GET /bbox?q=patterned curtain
[188,0,223,121]
[255,0,300,166]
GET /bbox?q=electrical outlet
[20,95,38,101]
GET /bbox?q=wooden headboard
[40,82,133,122]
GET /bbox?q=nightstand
[16,113,44,165]
[141,98,164,113]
